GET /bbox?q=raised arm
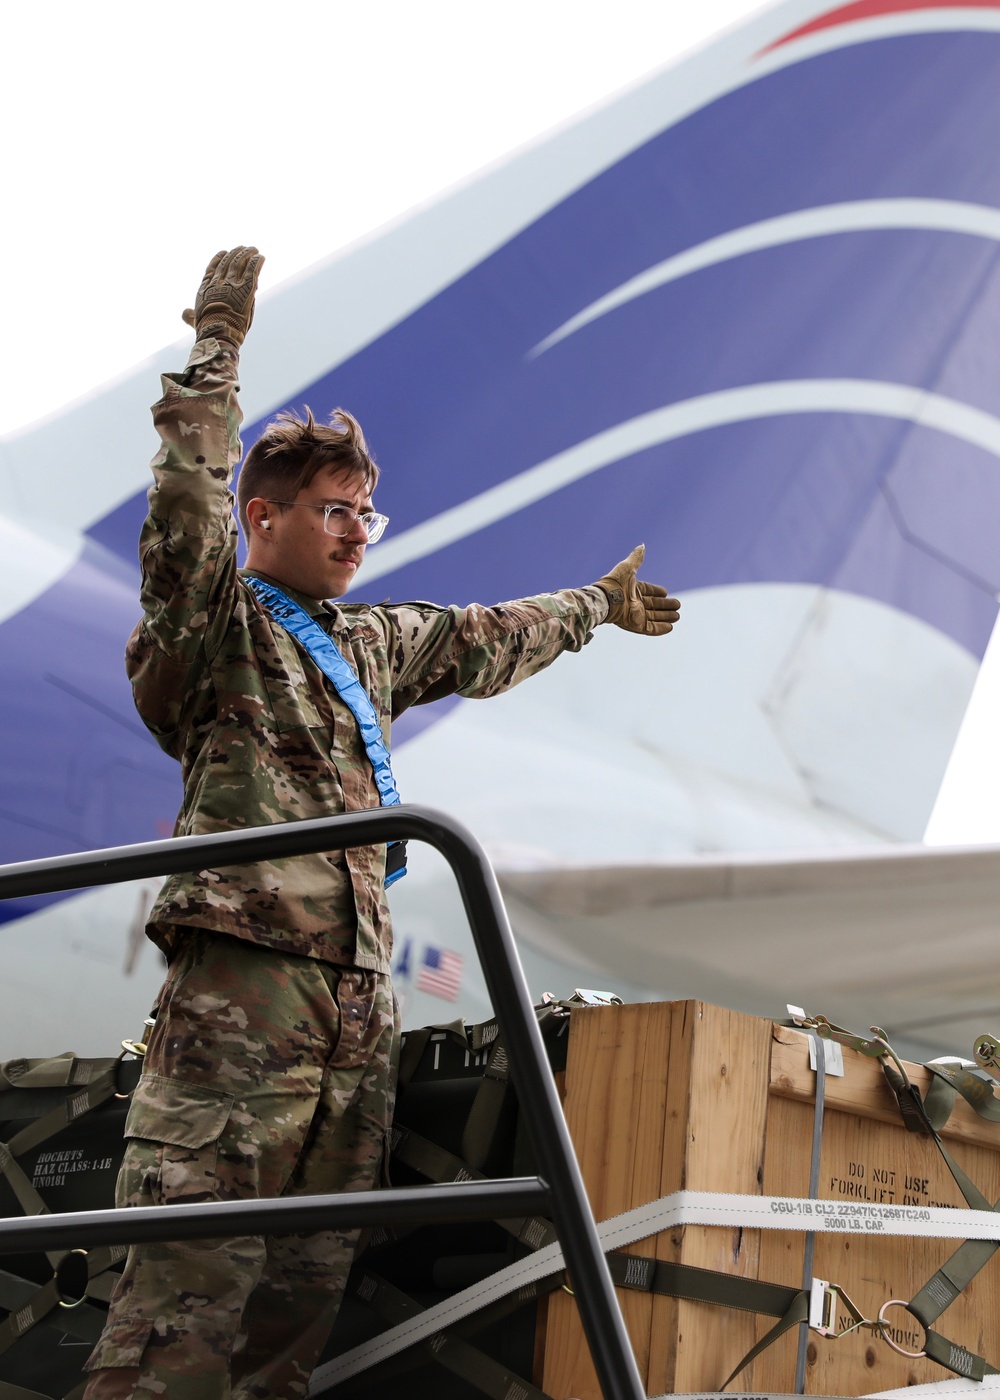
[135,247,264,664]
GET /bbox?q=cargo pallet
[3,811,995,1399]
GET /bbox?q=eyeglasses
[265,501,389,543]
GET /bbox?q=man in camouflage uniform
[83,248,680,1400]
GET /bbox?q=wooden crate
[538,1000,1000,1398]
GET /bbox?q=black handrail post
[0,806,647,1400]
[411,810,648,1400]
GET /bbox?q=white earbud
[261,519,271,529]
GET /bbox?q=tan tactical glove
[596,544,680,636]
[182,246,264,347]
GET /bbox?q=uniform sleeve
[125,339,243,750]
[383,587,610,716]
[132,338,243,655]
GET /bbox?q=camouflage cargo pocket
[123,1074,234,1205]
[83,1313,154,1372]
[260,630,326,733]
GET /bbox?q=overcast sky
[3,0,997,844]
[0,0,767,435]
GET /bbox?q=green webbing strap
[79,1247,127,1289]
[602,1252,809,1389]
[606,1253,802,1318]
[0,1385,90,1400]
[0,1145,49,1224]
[396,1020,469,1088]
[348,1269,553,1400]
[390,1124,558,1252]
[921,1069,960,1131]
[0,1277,65,1357]
[372,1012,552,1260]
[879,1049,1000,1381]
[421,1325,551,1400]
[0,1245,125,1357]
[879,1057,991,1211]
[880,1056,936,1137]
[0,1266,107,1345]
[722,1291,812,1390]
[879,1051,1000,1327]
[0,1057,116,1093]
[391,1123,479,1185]
[84,1265,123,1305]
[0,1381,54,1400]
[461,1038,511,1173]
[923,1328,1000,1381]
[0,1271,52,1316]
[503,1246,805,1326]
[909,1226,1000,1327]
[923,1060,1000,1128]
[395,1029,433,1088]
[470,1018,500,1053]
[6,1064,121,1160]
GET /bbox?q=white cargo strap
[871,1382,1000,1397]
[309,1189,1000,1393]
[643,1388,1000,1399]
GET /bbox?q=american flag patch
[416,945,464,1001]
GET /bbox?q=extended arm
[385,588,609,713]
[384,545,679,714]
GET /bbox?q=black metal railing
[0,806,645,1400]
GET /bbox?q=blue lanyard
[245,576,406,886]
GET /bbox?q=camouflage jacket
[127,339,608,971]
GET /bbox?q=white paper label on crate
[807,1034,845,1076]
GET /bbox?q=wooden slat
[770,1023,1000,1149]
[538,1001,672,1399]
[648,1001,773,1394]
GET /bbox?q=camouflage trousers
[82,929,398,1400]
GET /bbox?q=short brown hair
[237,407,380,533]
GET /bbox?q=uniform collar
[240,569,363,630]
